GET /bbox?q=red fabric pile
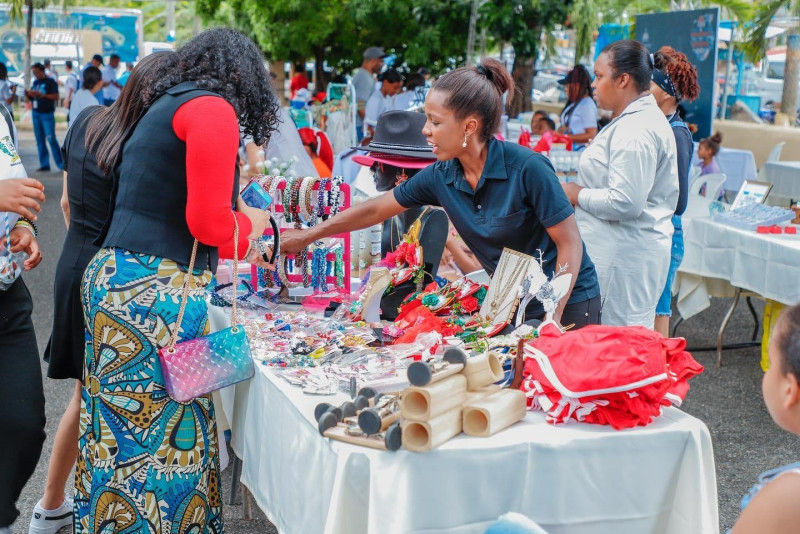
[520,323,704,430]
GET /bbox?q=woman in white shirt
[68,66,103,125]
[558,65,598,150]
[562,40,678,327]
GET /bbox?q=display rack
[250,178,351,294]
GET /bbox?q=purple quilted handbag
[159,218,254,402]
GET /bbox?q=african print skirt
[75,247,224,534]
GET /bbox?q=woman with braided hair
[651,45,700,336]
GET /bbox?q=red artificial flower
[459,296,479,314]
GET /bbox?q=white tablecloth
[208,308,718,534]
[692,146,758,193]
[676,199,800,319]
[763,161,800,198]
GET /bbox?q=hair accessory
[651,68,680,100]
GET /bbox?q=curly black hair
[151,28,280,147]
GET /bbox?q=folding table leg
[717,288,742,367]
[228,455,243,505]
[746,297,760,341]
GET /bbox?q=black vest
[102,82,239,271]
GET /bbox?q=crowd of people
[0,28,797,534]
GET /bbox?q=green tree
[481,0,572,117]
[197,0,471,89]
[744,0,799,122]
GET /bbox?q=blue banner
[0,9,139,74]
[637,8,719,139]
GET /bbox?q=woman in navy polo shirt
[282,59,600,327]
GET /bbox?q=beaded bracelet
[267,176,283,215]
[329,176,343,216]
[277,254,299,288]
[282,177,295,223]
[298,176,316,223]
[304,177,319,224]
[14,217,37,237]
[291,178,304,229]
[317,178,330,221]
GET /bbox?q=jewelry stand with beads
[249,176,352,296]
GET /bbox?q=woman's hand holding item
[279,228,310,256]
[245,240,274,270]
[236,199,269,240]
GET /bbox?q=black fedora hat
[354,110,436,160]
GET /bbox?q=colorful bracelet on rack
[329,176,343,217]
[283,177,295,223]
[291,178,304,229]
[317,178,330,221]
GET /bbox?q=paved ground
[11,128,799,533]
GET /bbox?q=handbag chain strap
[166,216,241,353]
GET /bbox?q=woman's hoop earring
[462,134,468,148]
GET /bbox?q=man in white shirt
[101,54,122,106]
[63,60,79,109]
[69,66,103,125]
[352,46,385,141]
[364,68,403,139]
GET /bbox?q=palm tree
[8,0,71,92]
[744,0,799,123]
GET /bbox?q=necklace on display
[491,255,527,311]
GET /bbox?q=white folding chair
[758,141,786,180]
[689,172,727,201]
[766,141,785,163]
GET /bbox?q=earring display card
[479,248,537,325]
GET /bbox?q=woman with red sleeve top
[76,29,280,534]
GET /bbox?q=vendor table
[763,161,800,198]
[208,308,718,534]
[691,146,758,193]
[675,196,800,363]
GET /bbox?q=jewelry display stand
[250,178,352,296]
[359,267,391,323]
[480,248,537,325]
[462,389,527,437]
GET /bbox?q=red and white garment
[520,323,704,430]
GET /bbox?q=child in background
[730,303,800,534]
[298,127,333,178]
[532,117,573,153]
[517,110,549,148]
[697,131,723,175]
